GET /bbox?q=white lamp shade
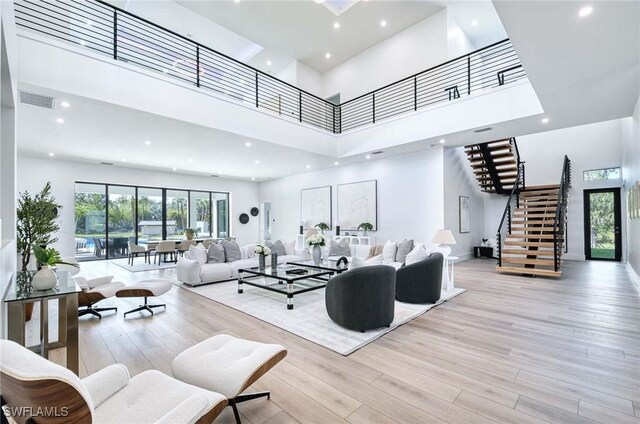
[432,229,457,245]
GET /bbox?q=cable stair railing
[15,0,527,135]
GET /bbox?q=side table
[442,256,458,291]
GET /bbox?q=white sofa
[177,243,305,286]
[326,244,405,269]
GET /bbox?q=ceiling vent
[19,91,55,109]
[474,127,493,133]
[372,150,384,155]
[100,162,114,166]
[210,174,219,178]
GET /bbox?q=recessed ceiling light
[325,52,331,59]
[366,155,371,159]
[334,161,339,166]
[333,22,340,29]
[80,41,87,46]
[48,152,55,157]
[314,0,324,3]
[172,167,177,171]
[380,20,387,27]
[60,101,70,108]
[266,60,272,66]
[471,20,478,26]
[188,158,193,162]
[122,158,128,162]
[56,118,64,124]
[234,0,240,3]
[541,117,550,124]
[255,160,260,164]
[251,177,256,180]
[579,6,593,17]
[145,140,151,145]
[245,142,251,147]
[439,139,446,144]
[306,164,311,169]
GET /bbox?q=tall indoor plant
[16,182,62,272]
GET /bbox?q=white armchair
[0,339,228,424]
[75,276,125,319]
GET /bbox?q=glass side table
[4,270,81,375]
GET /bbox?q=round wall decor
[239,213,250,224]
[250,207,259,216]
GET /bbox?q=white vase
[312,245,321,265]
[31,267,58,290]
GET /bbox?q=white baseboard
[563,254,585,261]
[455,252,474,263]
[626,262,640,292]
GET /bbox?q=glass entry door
[583,188,622,261]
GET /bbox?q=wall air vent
[372,151,384,155]
[474,127,493,133]
[100,162,114,166]
[210,174,219,178]
[19,91,55,109]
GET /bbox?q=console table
[4,271,81,375]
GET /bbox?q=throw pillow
[382,240,397,264]
[283,239,296,256]
[243,244,257,259]
[349,254,383,270]
[266,240,286,256]
[189,244,208,265]
[329,238,351,256]
[207,243,225,263]
[222,239,242,262]
[405,243,429,265]
[396,239,414,263]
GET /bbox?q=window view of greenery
[583,167,621,181]
[74,183,230,260]
[589,191,616,259]
[74,183,106,260]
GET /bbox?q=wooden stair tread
[504,241,555,247]
[496,266,561,277]
[502,257,555,266]
[506,234,563,240]
[502,250,555,257]
[510,227,558,233]
[522,184,560,191]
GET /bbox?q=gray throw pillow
[266,240,286,256]
[396,239,414,263]
[207,243,225,263]
[329,238,351,256]
[222,239,242,262]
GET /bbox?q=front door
[583,188,622,261]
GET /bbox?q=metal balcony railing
[16,0,526,134]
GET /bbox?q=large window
[74,182,230,261]
[583,167,621,181]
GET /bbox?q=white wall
[0,0,18,338]
[621,97,640,281]
[259,148,445,248]
[297,62,323,97]
[16,156,261,258]
[446,14,476,59]
[444,147,486,259]
[484,119,624,261]
[321,10,448,102]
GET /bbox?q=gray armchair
[325,265,396,332]
[395,252,443,304]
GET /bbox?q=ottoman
[172,334,287,424]
[116,279,172,317]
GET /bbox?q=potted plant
[315,222,329,234]
[307,233,326,265]
[17,182,61,272]
[185,228,197,240]
[254,244,271,270]
[31,245,78,290]
[357,222,374,236]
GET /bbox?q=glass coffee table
[287,258,350,274]
[238,265,334,310]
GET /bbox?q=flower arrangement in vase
[307,233,326,265]
[254,244,271,270]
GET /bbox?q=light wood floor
[70,258,640,424]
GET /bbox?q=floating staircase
[496,185,564,277]
[465,138,522,195]
[465,138,571,278]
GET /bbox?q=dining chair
[154,241,177,264]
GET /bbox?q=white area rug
[113,258,176,272]
[179,279,465,355]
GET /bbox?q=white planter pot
[31,267,58,291]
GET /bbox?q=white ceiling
[175,0,444,73]
[16,87,340,181]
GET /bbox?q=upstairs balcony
[16,0,530,138]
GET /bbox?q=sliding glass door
[74,182,230,261]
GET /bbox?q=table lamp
[432,229,456,257]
